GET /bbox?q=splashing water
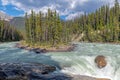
[0,42,120,80]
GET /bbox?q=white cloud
[1,0,9,5]
[1,0,120,20]
[0,10,6,14]
[13,7,22,11]
[66,12,84,20]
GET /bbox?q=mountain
[0,11,13,21]
[0,11,25,32]
[10,17,25,31]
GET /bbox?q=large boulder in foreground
[0,63,111,80]
[95,55,107,68]
[0,63,56,80]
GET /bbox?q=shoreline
[15,41,120,53]
[79,41,120,45]
[15,42,76,53]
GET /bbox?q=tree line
[25,9,71,46]
[0,19,23,42]
[69,0,120,42]
[25,0,120,46]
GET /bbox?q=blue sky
[0,0,119,20]
[0,0,24,16]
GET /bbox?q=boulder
[0,71,7,80]
[0,63,56,80]
[0,63,111,80]
[41,49,47,53]
[95,55,107,68]
[41,65,56,74]
[31,48,47,53]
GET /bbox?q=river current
[0,42,120,80]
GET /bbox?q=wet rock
[32,48,47,54]
[29,73,72,80]
[0,63,56,80]
[0,63,111,80]
[0,71,7,80]
[31,48,39,51]
[15,43,28,49]
[0,67,2,70]
[48,75,71,80]
[41,49,47,53]
[12,69,26,76]
[29,72,47,80]
[43,65,56,73]
[95,55,107,68]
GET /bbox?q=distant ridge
[10,17,25,31]
[0,11,13,21]
[0,11,25,31]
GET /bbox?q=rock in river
[0,63,56,80]
[0,63,111,80]
[32,48,47,54]
[95,55,107,68]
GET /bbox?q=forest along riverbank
[15,42,76,53]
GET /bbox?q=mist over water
[0,42,120,80]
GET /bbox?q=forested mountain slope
[10,17,25,31]
[0,20,23,42]
[68,0,120,42]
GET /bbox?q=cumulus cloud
[1,0,120,20]
[66,12,84,20]
[1,0,9,5]
[13,7,22,11]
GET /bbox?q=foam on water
[0,42,120,80]
[48,42,120,80]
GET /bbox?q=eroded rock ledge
[0,63,110,80]
[0,63,57,80]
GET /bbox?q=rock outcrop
[95,55,107,68]
[0,63,111,80]
[0,63,56,80]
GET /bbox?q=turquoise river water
[0,42,120,80]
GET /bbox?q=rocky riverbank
[0,63,56,80]
[0,63,110,80]
[15,43,76,53]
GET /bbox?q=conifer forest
[24,0,120,47]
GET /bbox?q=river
[0,42,120,80]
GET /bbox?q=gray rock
[0,63,56,80]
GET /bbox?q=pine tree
[25,13,30,43]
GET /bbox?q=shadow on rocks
[0,62,72,80]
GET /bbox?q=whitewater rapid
[0,42,120,80]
